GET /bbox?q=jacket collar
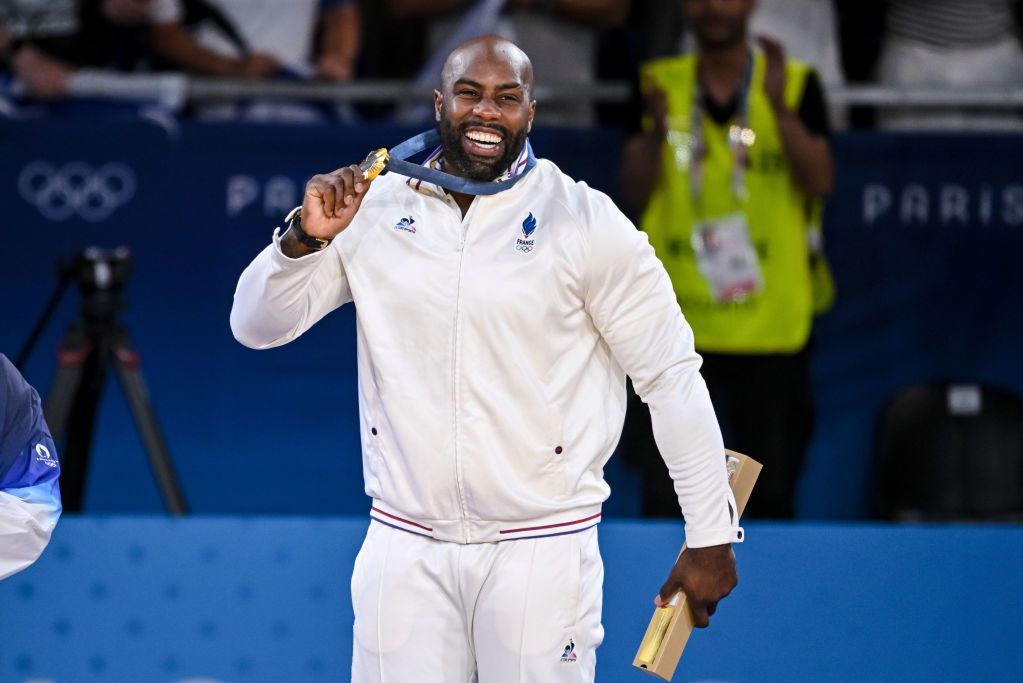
[405,140,532,199]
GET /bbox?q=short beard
[439,114,527,182]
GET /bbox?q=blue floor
[2,518,1020,682]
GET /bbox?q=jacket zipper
[451,197,478,543]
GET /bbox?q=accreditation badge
[691,213,764,303]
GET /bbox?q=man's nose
[473,97,501,120]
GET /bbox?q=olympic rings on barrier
[18,161,137,222]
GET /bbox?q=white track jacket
[231,156,742,548]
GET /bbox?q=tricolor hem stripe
[499,513,602,535]
[370,506,434,531]
[369,517,433,538]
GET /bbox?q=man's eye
[501,95,520,102]
[458,90,478,97]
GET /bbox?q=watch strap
[284,207,332,250]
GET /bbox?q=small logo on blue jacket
[35,443,58,468]
[394,215,416,233]
[516,212,537,253]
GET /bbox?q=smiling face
[434,37,536,182]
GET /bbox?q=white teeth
[466,130,503,145]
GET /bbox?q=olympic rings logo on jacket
[18,161,137,222]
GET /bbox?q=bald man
[232,36,742,683]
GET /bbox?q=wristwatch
[283,207,332,250]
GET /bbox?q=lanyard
[689,51,755,202]
[384,129,537,196]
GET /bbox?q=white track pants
[351,521,605,683]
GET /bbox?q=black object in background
[835,0,887,128]
[874,383,1023,521]
[17,248,188,515]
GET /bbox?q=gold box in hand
[632,449,762,681]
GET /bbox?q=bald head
[440,35,534,100]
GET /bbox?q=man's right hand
[281,164,373,258]
[654,543,737,628]
[302,163,374,237]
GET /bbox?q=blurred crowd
[1,0,1022,128]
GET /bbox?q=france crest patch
[516,212,537,253]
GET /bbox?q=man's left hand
[654,543,737,628]
[756,35,787,111]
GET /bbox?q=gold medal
[359,148,390,181]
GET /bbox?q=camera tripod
[17,247,188,514]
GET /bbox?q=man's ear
[527,100,536,133]
[434,89,443,122]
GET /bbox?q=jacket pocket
[539,399,570,499]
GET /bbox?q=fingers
[656,587,714,628]
[657,544,736,627]
[307,164,371,218]
[307,174,343,219]
[312,178,336,218]
[336,164,366,206]
[351,164,367,196]
[655,578,681,607]
[334,169,353,214]
[337,164,367,212]
[689,601,710,628]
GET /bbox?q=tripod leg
[111,342,189,515]
[16,270,72,370]
[46,328,106,513]
[44,345,89,445]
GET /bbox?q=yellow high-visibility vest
[639,52,827,353]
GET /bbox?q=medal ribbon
[689,51,755,202]
[383,129,537,196]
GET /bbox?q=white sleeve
[0,490,60,581]
[581,192,742,548]
[230,225,354,349]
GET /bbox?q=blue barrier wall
[1,518,1021,682]
[1,120,1022,517]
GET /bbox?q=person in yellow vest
[620,0,835,519]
